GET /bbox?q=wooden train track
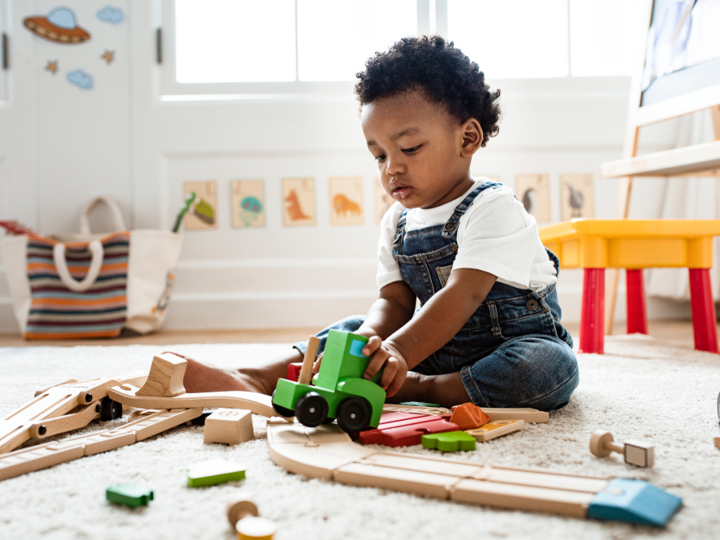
[266,419,682,527]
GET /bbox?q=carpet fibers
[0,335,719,540]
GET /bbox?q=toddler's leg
[181,315,366,395]
[459,334,579,410]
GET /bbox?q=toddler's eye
[402,145,421,153]
[375,154,386,162]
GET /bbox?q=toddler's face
[361,89,474,209]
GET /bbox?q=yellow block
[539,219,720,269]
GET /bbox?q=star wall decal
[45,60,58,74]
[101,50,115,65]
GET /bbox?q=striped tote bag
[0,197,182,339]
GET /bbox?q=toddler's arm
[363,268,497,394]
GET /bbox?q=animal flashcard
[330,176,364,226]
[231,180,265,228]
[374,177,394,225]
[560,174,594,220]
[515,174,551,223]
[183,181,218,230]
[282,177,316,227]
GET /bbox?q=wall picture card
[231,180,265,228]
[560,174,595,220]
[282,177,316,227]
[329,176,364,226]
[374,177,394,225]
[515,174,551,223]
[183,180,218,230]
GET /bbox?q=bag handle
[79,196,127,234]
[53,241,104,292]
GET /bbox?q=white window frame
[159,0,636,102]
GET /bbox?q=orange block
[450,403,491,431]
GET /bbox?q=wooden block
[356,412,459,447]
[106,484,154,507]
[136,353,187,397]
[187,459,246,487]
[480,408,549,423]
[236,516,277,540]
[422,431,476,452]
[382,404,451,416]
[286,363,302,382]
[450,403,491,430]
[204,409,254,446]
[227,499,259,527]
[466,420,525,442]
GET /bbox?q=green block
[187,459,246,487]
[400,401,442,407]
[106,483,154,508]
[422,431,476,452]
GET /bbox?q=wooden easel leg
[689,268,719,353]
[580,268,605,354]
[626,269,648,334]
[606,176,634,335]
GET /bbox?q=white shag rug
[0,335,719,540]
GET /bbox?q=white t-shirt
[376,178,557,291]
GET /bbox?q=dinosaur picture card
[231,180,265,228]
[515,174,551,223]
[282,177,316,227]
[560,174,594,220]
[330,176,364,226]
[183,181,218,230]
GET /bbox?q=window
[446,0,647,79]
[163,0,648,98]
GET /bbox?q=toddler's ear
[460,119,483,157]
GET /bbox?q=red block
[287,362,303,382]
[355,412,459,447]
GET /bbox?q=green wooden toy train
[272,330,386,432]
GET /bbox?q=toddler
[182,36,579,410]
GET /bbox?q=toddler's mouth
[391,184,411,199]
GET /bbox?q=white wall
[0,0,686,333]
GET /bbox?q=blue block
[587,478,682,527]
[349,339,368,359]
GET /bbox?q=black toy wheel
[271,390,295,418]
[100,397,123,420]
[295,392,329,427]
[336,397,371,433]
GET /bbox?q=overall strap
[442,181,501,239]
[393,210,408,249]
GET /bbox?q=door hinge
[155,28,162,65]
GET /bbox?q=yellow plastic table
[540,219,720,354]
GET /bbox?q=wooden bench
[540,219,720,354]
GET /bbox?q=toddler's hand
[361,336,408,398]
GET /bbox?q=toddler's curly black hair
[355,35,501,147]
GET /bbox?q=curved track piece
[266,421,681,527]
[108,384,290,420]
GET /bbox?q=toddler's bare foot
[182,357,268,394]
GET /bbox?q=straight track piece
[0,408,201,482]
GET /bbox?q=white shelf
[600,139,720,178]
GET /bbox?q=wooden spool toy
[589,430,654,468]
[227,499,276,540]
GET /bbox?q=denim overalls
[295,182,579,411]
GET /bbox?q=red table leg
[626,269,648,334]
[579,268,605,354]
[689,268,719,353]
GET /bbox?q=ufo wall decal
[24,7,91,44]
